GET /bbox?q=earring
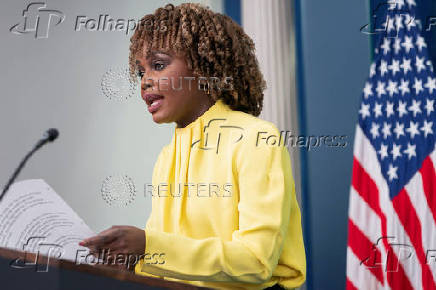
[201,82,210,95]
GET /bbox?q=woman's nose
[141,77,154,91]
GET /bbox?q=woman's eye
[137,70,145,79]
[153,62,165,71]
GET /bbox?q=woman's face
[136,48,212,127]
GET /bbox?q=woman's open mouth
[144,94,164,113]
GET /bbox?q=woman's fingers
[79,235,108,248]
[79,226,144,259]
[86,240,131,263]
[80,228,119,248]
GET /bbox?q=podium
[0,247,211,290]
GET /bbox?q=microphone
[0,128,59,201]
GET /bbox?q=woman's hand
[79,225,145,270]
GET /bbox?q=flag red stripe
[420,157,436,226]
[352,158,414,290]
[392,189,436,290]
[346,278,358,290]
[348,218,384,284]
[352,157,383,216]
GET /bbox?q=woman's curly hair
[129,3,266,116]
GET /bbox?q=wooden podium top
[0,247,212,290]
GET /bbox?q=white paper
[0,179,95,262]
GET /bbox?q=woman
[80,3,306,289]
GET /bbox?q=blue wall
[295,1,371,289]
[224,0,241,25]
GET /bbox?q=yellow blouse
[135,99,306,289]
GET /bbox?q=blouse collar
[174,99,230,134]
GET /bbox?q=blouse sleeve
[137,123,304,284]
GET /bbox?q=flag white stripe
[431,148,436,165]
[349,187,383,246]
[404,166,436,283]
[349,186,389,288]
[347,247,385,289]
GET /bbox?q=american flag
[346,1,436,289]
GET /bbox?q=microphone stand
[0,129,59,201]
